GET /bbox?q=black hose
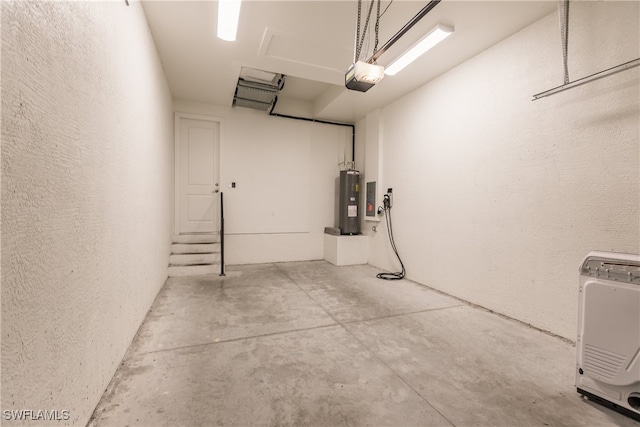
[376,202,405,280]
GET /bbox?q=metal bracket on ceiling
[532,0,640,100]
[365,0,441,64]
[352,0,443,65]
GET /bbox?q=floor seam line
[128,322,339,358]
[274,264,345,327]
[340,323,457,427]
[340,303,466,326]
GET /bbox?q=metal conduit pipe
[269,97,356,163]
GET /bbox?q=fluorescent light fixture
[384,24,454,76]
[217,0,242,41]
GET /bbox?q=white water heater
[576,251,640,421]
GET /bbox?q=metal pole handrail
[219,192,225,276]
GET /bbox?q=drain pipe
[269,98,355,163]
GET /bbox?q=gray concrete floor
[89,261,638,426]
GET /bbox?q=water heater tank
[338,170,361,235]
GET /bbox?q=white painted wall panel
[367,2,639,340]
[1,1,173,424]
[173,101,352,265]
[226,119,311,234]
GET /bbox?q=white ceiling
[142,0,557,123]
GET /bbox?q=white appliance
[576,251,640,421]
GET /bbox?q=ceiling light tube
[217,0,242,41]
[384,24,454,76]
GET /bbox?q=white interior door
[176,115,220,234]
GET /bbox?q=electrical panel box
[366,181,376,218]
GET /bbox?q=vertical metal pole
[559,0,570,85]
[219,192,225,276]
[354,0,361,63]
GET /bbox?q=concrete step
[171,243,219,254]
[169,253,220,266]
[173,234,219,244]
[168,264,220,277]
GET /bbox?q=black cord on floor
[376,204,406,280]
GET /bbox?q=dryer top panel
[581,252,640,284]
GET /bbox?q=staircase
[168,234,221,277]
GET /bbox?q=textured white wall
[1,2,173,425]
[366,2,639,340]
[173,101,352,265]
